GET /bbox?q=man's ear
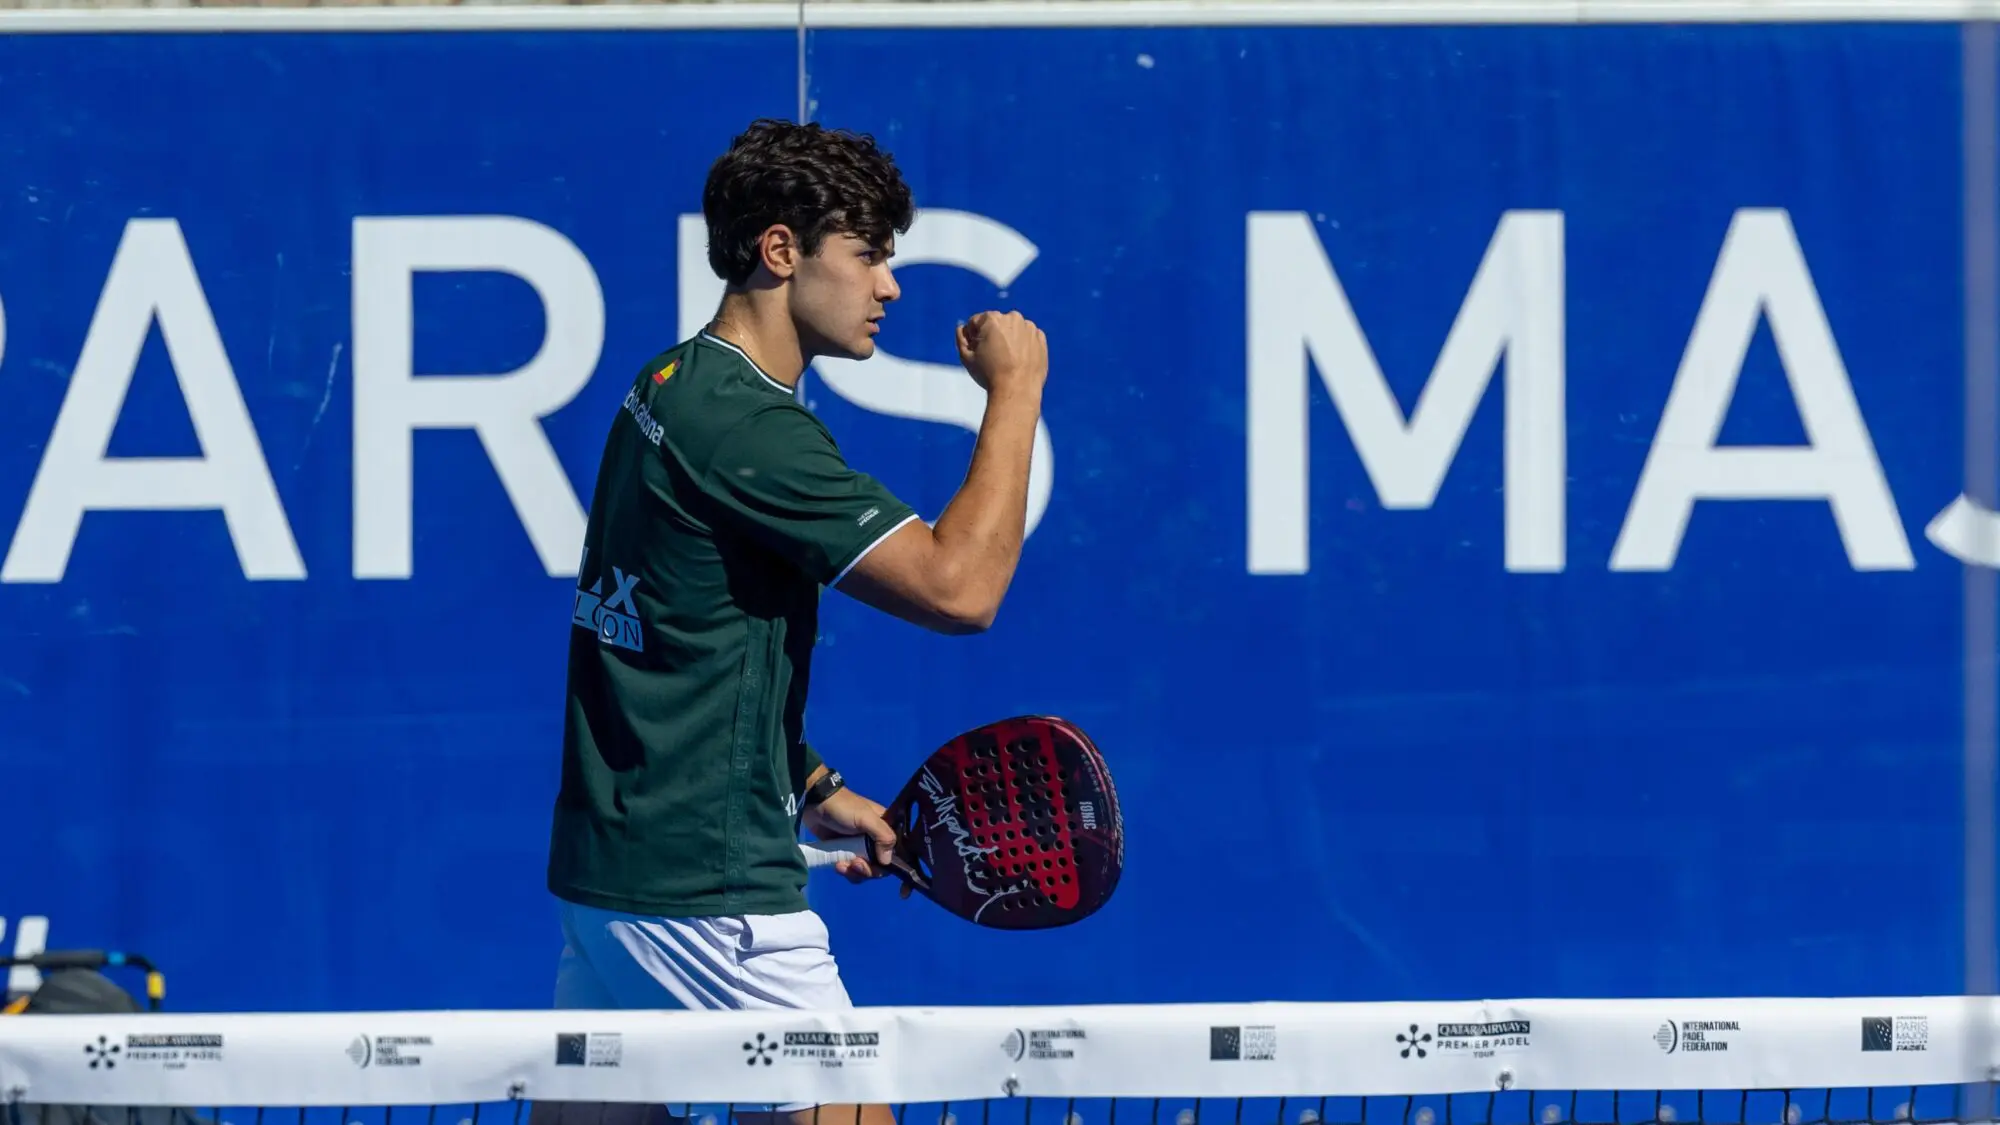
[757,224,800,279]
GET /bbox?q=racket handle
[799,836,870,870]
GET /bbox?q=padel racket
[798,715,1122,930]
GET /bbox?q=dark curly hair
[702,118,917,287]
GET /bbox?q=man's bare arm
[837,386,1041,633]
[835,311,1048,635]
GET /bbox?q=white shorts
[552,898,854,1012]
[551,899,854,1118]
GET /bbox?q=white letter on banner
[1245,210,1566,575]
[679,212,719,346]
[1611,209,1911,571]
[3,218,305,583]
[1929,497,2000,567]
[3,915,48,997]
[352,217,601,580]
[679,211,1056,537]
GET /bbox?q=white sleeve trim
[831,512,922,586]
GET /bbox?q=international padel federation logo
[1657,1019,1738,1054]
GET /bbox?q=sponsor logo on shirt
[623,387,665,446]
[573,564,644,653]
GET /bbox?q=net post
[1966,11,2000,1125]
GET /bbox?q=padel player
[544,119,1049,1125]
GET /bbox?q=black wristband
[804,769,846,809]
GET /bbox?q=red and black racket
[799,715,1123,930]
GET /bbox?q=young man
[542,119,1048,1124]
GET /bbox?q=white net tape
[0,998,1995,1111]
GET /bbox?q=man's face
[790,231,900,362]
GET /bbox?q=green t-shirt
[547,331,919,918]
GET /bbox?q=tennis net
[1,999,1994,1125]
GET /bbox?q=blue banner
[0,16,1983,1014]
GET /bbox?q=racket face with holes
[887,715,1123,929]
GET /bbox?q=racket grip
[799,836,870,870]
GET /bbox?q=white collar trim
[700,332,796,396]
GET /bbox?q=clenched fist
[955,311,1048,398]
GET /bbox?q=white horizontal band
[0,1,1997,34]
[0,996,1992,1107]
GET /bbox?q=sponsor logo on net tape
[82,1033,224,1071]
[742,1030,883,1070]
[348,1034,433,1069]
[556,1032,624,1068]
[1654,1019,1741,1055]
[1397,1020,1531,1062]
[1210,1025,1276,1061]
[1002,1026,1086,1062]
[1861,1016,1929,1053]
